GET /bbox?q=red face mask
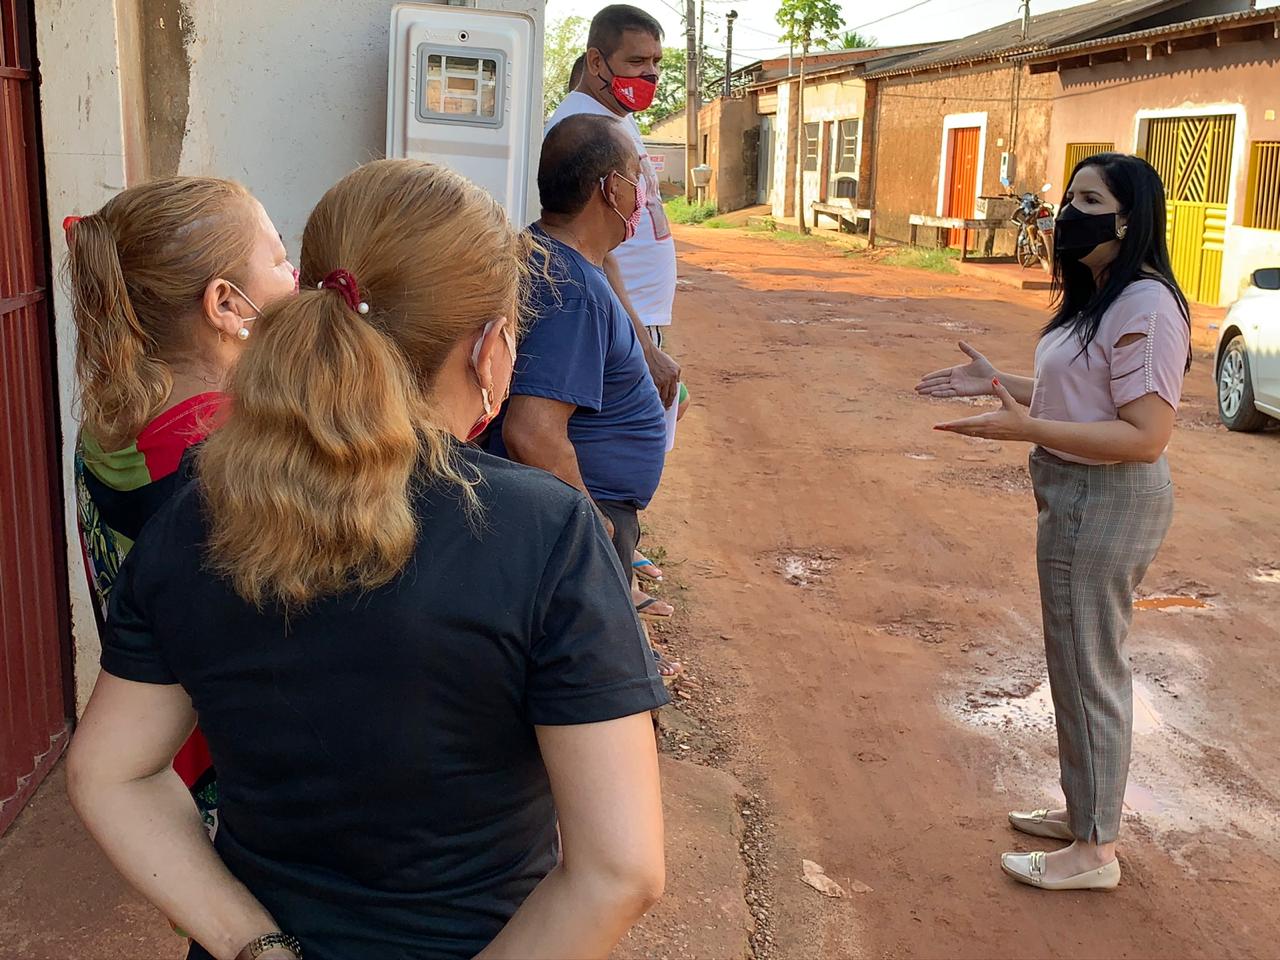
[464,320,517,443]
[600,58,658,113]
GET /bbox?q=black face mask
[1054,204,1120,263]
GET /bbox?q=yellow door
[1145,115,1235,305]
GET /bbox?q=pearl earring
[236,327,250,341]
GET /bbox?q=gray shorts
[595,500,641,587]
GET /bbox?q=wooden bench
[907,213,1017,261]
[811,201,871,233]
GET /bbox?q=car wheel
[1217,336,1270,432]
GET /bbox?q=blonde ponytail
[69,214,173,451]
[200,160,532,609]
[200,289,422,608]
[66,177,258,451]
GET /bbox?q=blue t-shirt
[488,228,666,509]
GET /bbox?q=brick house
[862,0,1251,248]
[1019,6,1280,305]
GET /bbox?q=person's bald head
[539,113,638,218]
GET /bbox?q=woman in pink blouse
[916,154,1191,892]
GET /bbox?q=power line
[845,0,939,31]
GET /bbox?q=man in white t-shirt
[545,4,680,408]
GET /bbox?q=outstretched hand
[934,379,1033,442]
[915,341,998,399]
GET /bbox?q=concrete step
[958,260,1053,290]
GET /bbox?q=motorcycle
[983,183,1055,272]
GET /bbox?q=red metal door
[945,126,980,247]
[0,0,72,836]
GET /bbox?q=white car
[1216,267,1280,431]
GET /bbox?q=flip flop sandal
[633,556,664,581]
[635,597,673,620]
[652,646,684,678]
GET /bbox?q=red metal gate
[0,0,73,836]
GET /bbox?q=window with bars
[417,46,504,126]
[836,119,859,174]
[1063,142,1113,189]
[803,123,820,172]
[1245,141,1280,231]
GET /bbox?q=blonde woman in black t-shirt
[68,160,669,960]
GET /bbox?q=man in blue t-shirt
[486,113,677,676]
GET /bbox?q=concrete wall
[648,109,686,144]
[697,96,756,213]
[34,0,132,711]
[871,65,1054,245]
[1045,39,1280,302]
[771,81,799,219]
[35,0,544,709]
[798,74,867,219]
[642,140,687,196]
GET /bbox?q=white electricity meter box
[386,2,544,225]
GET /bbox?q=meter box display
[387,4,541,223]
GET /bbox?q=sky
[544,0,1280,64]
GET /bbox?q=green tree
[832,30,878,49]
[542,15,589,119]
[633,47,726,135]
[776,0,845,233]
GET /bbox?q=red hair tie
[62,215,82,247]
[317,269,369,315]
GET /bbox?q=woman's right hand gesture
[915,341,999,399]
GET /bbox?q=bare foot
[653,648,683,678]
[633,551,664,581]
[633,587,674,618]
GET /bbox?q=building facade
[1025,7,1280,305]
[861,0,1251,250]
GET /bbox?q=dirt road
[3,223,1277,960]
[651,224,1280,959]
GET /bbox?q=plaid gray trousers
[1030,447,1173,844]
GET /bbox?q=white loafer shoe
[1001,851,1120,891]
[1008,808,1073,841]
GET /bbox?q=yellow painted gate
[1144,115,1235,305]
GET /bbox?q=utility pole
[724,10,738,98]
[1020,0,1031,39]
[699,0,706,95]
[685,0,698,198]
[795,39,809,234]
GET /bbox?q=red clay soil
[2,224,1277,960]
[646,223,1280,959]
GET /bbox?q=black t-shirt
[101,446,668,960]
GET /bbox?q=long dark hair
[1045,153,1191,369]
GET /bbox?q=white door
[756,115,774,206]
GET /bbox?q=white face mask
[225,280,263,324]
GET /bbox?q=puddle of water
[1252,567,1280,584]
[777,553,837,587]
[962,679,1162,735]
[1123,781,1164,814]
[1134,596,1213,611]
[904,452,937,461]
